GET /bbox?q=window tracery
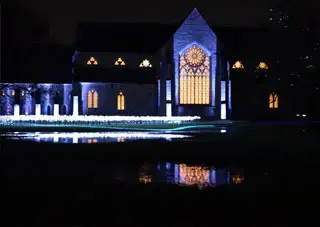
[88,90,98,108]
[87,57,98,65]
[269,92,279,108]
[179,44,210,104]
[115,57,126,66]
[139,59,152,67]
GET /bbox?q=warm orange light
[1,91,5,96]
[257,62,268,69]
[179,45,210,105]
[179,164,210,187]
[87,57,98,65]
[88,90,98,108]
[232,61,244,69]
[139,59,152,67]
[11,90,15,96]
[269,92,279,109]
[115,57,126,66]
[117,92,125,110]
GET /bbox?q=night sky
[16,0,319,44]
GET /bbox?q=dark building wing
[75,22,178,53]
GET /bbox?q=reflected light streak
[4,132,190,143]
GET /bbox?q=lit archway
[179,44,210,104]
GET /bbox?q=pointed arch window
[139,59,152,68]
[87,57,98,65]
[232,61,244,69]
[117,92,125,110]
[179,44,210,105]
[115,57,126,66]
[257,62,268,69]
[269,92,279,109]
[88,90,98,108]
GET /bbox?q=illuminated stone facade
[0,9,231,119]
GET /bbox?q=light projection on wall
[1,91,5,96]
[117,92,125,110]
[87,90,98,108]
[139,59,152,68]
[179,164,211,188]
[257,62,268,69]
[115,57,126,66]
[232,61,244,69]
[179,45,210,104]
[269,92,279,109]
[87,57,98,65]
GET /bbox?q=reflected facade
[139,162,244,188]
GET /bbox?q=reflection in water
[179,164,211,187]
[138,162,244,188]
[139,163,152,183]
[3,131,190,143]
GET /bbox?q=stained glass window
[87,57,98,65]
[139,59,152,67]
[179,45,210,105]
[232,61,244,69]
[117,92,125,110]
[269,92,279,108]
[115,57,126,66]
[88,90,98,108]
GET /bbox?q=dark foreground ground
[2,123,317,226]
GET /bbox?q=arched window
[139,59,152,67]
[117,92,125,110]
[115,57,126,66]
[87,57,98,65]
[88,90,98,108]
[179,44,210,104]
[269,92,279,109]
[232,61,244,69]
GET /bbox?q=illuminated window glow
[179,164,210,187]
[139,59,152,67]
[115,57,126,66]
[179,45,210,105]
[88,139,97,143]
[1,91,5,96]
[87,90,98,108]
[232,61,244,69]
[87,57,98,65]
[117,92,125,110]
[269,92,279,109]
[11,90,15,96]
[257,62,268,69]
[21,91,25,96]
